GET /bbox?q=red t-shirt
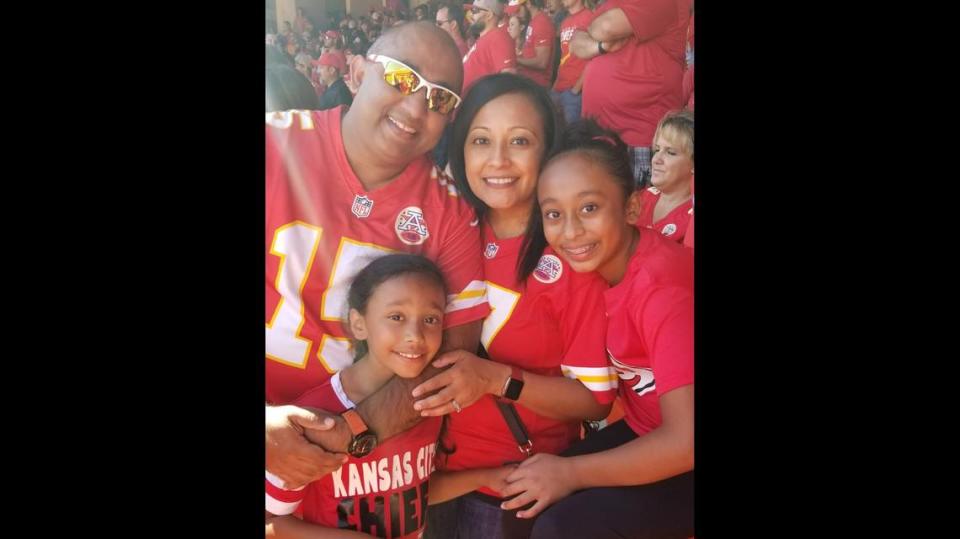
[517,12,555,87]
[442,223,616,495]
[265,108,489,404]
[637,186,693,244]
[604,230,693,436]
[265,373,442,539]
[554,7,594,92]
[462,27,518,93]
[581,0,692,147]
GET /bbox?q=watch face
[349,433,378,457]
[504,379,525,401]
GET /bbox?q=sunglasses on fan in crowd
[367,54,462,115]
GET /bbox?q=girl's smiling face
[538,152,640,284]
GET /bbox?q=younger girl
[500,119,694,538]
[636,110,695,244]
[266,254,512,539]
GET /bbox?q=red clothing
[554,7,594,91]
[604,231,693,436]
[265,373,441,539]
[581,0,691,147]
[517,12,555,87]
[637,187,693,243]
[265,108,489,404]
[443,223,616,496]
[462,27,518,93]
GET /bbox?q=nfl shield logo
[484,243,499,259]
[352,195,373,218]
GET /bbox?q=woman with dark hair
[415,73,616,539]
[265,64,321,112]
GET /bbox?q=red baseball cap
[324,30,340,40]
[312,52,347,73]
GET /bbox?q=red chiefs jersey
[462,27,517,93]
[605,230,693,436]
[554,7,594,92]
[266,373,442,539]
[442,223,616,495]
[265,108,489,404]
[637,186,693,244]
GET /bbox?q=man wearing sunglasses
[265,22,490,530]
[462,0,518,93]
[436,4,469,58]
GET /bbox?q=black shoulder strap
[478,345,533,458]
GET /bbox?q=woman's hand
[410,349,509,417]
[499,454,581,518]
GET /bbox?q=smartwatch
[342,408,377,458]
[500,365,525,401]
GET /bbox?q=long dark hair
[447,73,563,282]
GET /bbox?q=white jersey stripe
[579,379,619,392]
[561,365,618,377]
[265,492,303,515]
[330,371,357,409]
[266,470,305,491]
[561,365,619,391]
[446,280,488,313]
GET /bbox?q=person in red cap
[570,0,692,189]
[462,0,517,92]
[510,0,555,88]
[314,52,353,110]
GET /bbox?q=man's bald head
[368,21,464,94]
